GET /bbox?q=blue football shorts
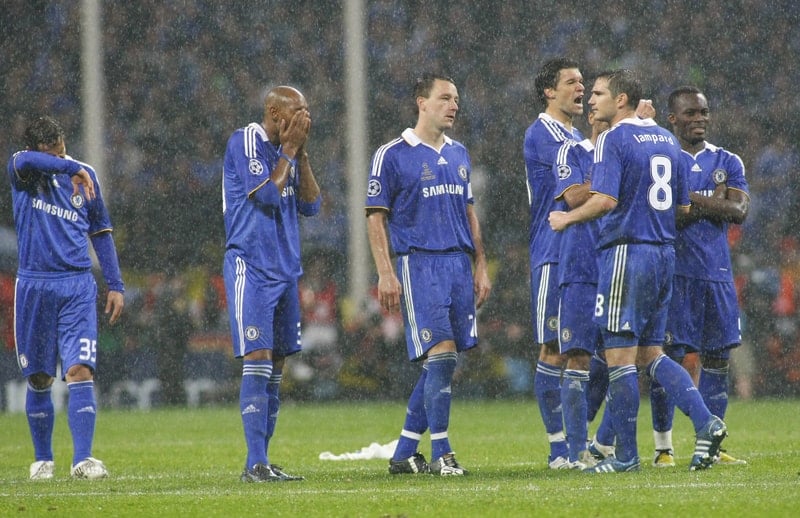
[397,251,477,361]
[665,274,741,359]
[558,282,602,355]
[224,254,302,359]
[595,243,674,349]
[530,262,560,345]
[14,270,98,379]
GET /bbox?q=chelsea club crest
[712,168,728,185]
[70,193,84,208]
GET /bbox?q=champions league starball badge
[248,158,264,175]
[713,168,728,185]
[557,164,572,180]
[70,193,84,208]
[367,179,381,197]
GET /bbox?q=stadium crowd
[2,0,800,405]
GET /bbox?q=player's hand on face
[72,169,96,201]
[105,290,124,325]
[377,273,402,313]
[279,109,311,155]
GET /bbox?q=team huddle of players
[8,57,748,482]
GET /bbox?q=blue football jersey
[523,113,583,268]
[554,138,600,285]
[8,150,113,274]
[365,128,475,254]
[591,118,690,249]
[674,142,749,281]
[222,122,320,281]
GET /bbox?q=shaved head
[265,86,304,110]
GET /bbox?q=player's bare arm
[296,150,321,203]
[561,181,592,209]
[366,209,402,312]
[679,185,750,227]
[550,193,616,231]
[466,205,491,308]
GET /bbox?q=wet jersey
[365,128,475,255]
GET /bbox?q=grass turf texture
[1,399,798,517]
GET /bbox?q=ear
[544,87,555,100]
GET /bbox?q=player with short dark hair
[649,86,750,468]
[524,57,585,469]
[9,115,125,480]
[550,69,728,473]
[223,85,321,482]
[366,73,491,476]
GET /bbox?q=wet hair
[412,73,456,113]
[534,57,580,108]
[23,115,64,151]
[668,85,703,113]
[596,69,642,109]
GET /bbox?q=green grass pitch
[1,398,798,517]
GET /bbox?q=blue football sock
[586,354,608,422]
[240,360,272,469]
[594,400,616,448]
[535,361,567,460]
[26,383,54,462]
[426,352,458,461]
[699,365,729,419]
[649,378,675,432]
[606,365,639,462]
[265,369,282,460]
[647,354,711,432]
[562,369,589,462]
[393,366,429,461]
[67,380,97,465]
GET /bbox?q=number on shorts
[79,338,97,362]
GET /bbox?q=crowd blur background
[1,0,799,408]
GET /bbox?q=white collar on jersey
[402,128,453,148]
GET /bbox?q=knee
[65,364,94,382]
[28,373,55,390]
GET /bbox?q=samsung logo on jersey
[632,133,675,145]
[422,183,464,198]
[31,198,79,222]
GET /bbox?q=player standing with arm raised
[222,86,320,482]
[9,115,125,480]
[649,87,750,468]
[550,70,727,473]
[523,58,585,469]
[366,73,491,476]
